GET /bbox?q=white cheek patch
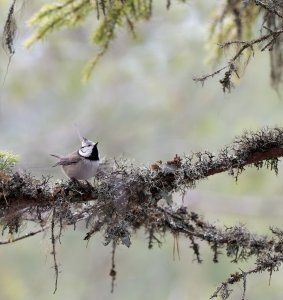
[79,146,92,157]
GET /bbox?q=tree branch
[0,127,282,216]
[194,27,283,92]
[1,127,283,298]
[0,226,49,245]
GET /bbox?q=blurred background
[1,0,283,299]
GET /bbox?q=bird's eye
[80,144,92,152]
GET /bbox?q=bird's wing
[51,151,82,167]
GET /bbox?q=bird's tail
[50,154,62,159]
[50,154,63,167]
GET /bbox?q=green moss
[0,151,19,171]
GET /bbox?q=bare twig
[110,241,117,293]
[194,28,283,91]
[0,226,49,245]
[255,0,283,19]
[51,207,59,294]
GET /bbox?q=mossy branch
[1,127,283,298]
[1,127,283,209]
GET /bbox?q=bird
[50,135,100,180]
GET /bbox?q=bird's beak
[95,142,99,146]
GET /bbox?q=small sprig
[0,151,19,171]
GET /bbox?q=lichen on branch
[1,127,283,236]
[1,127,283,298]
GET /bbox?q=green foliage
[82,3,124,82]
[24,0,164,80]
[25,0,93,48]
[0,151,19,171]
[83,0,156,80]
[21,0,283,86]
